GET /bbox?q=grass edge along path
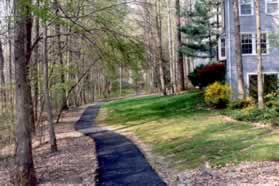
[100,91,279,170]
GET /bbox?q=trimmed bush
[205,82,231,108]
[188,63,226,88]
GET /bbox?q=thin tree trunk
[43,13,58,153]
[156,0,166,95]
[14,0,37,184]
[255,0,264,109]
[53,0,68,110]
[208,22,213,60]
[33,0,40,124]
[0,39,6,108]
[8,16,13,108]
[176,0,185,91]
[166,0,177,94]
[119,65,122,96]
[216,2,220,61]
[233,0,245,100]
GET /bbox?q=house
[220,0,279,98]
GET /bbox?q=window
[221,38,226,57]
[264,74,278,94]
[240,0,253,16]
[266,0,279,14]
[249,73,278,98]
[256,33,268,54]
[261,34,268,54]
[249,75,258,98]
[241,34,253,54]
[219,38,226,60]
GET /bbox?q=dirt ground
[0,106,97,185]
[177,161,279,186]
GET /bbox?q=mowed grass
[102,91,279,170]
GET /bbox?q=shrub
[229,106,279,123]
[229,97,256,109]
[188,64,205,88]
[188,63,226,88]
[265,91,279,111]
[205,82,231,108]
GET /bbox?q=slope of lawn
[101,91,279,170]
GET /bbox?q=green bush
[229,97,256,109]
[188,64,205,88]
[205,82,231,108]
[229,106,279,123]
[265,92,279,111]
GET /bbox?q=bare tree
[43,0,58,152]
[53,0,68,110]
[155,0,167,95]
[233,0,245,100]
[33,0,40,124]
[176,0,185,91]
[0,39,6,108]
[166,0,177,94]
[14,0,37,184]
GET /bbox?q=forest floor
[101,91,279,185]
[0,106,97,185]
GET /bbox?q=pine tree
[179,0,221,60]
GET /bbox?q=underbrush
[0,110,15,147]
[226,107,278,124]
[225,93,279,124]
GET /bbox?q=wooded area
[0,0,277,185]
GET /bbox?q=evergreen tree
[179,0,221,60]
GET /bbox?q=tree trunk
[119,65,122,96]
[143,0,156,93]
[176,0,185,91]
[14,0,37,185]
[166,0,177,94]
[43,11,58,153]
[216,2,220,61]
[233,0,245,100]
[8,16,14,108]
[155,0,167,95]
[53,0,68,110]
[0,39,6,108]
[255,0,264,109]
[33,0,40,124]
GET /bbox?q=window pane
[264,74,278,94]
[256,34,267,54]
[221,38,226,57]
[241,34,253,54]
[241,4,252,14]
[249,75,258,99]
[267,2,279,14]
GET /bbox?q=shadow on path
[75,103,166,186]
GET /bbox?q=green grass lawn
[101,91,279,170]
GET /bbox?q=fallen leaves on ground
[177,161,279,185]
[0,107,97,185]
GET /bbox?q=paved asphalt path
[75,103,166,186]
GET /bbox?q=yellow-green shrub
[229,96,256,109]
[205,82,231,108]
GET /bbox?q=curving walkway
[75,103,166,186]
